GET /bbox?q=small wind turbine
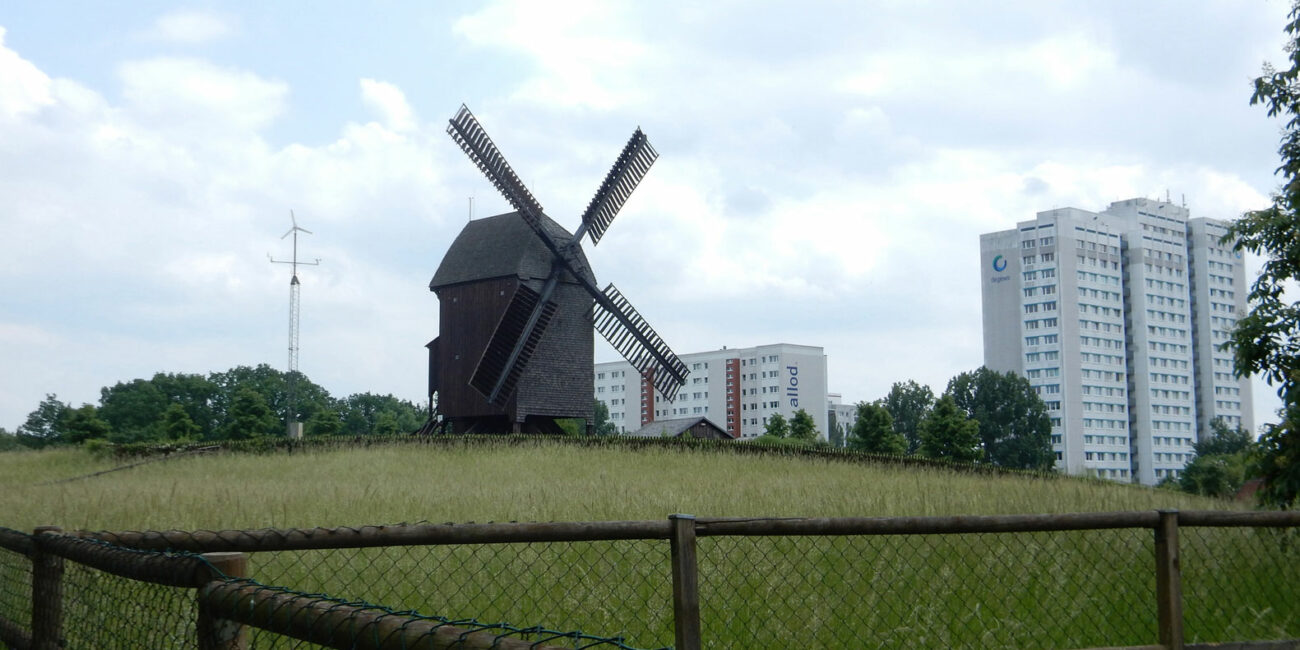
[269,210,321,438]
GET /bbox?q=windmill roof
[430,211,596,290]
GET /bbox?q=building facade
[980,198,1252,485]
[595,343,829,439]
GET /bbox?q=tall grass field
[0,439,1295,648]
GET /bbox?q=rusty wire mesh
[0,544,31,634]
[242,539,674,649]
[60,558,199,649]
[1180,525,1300,644]
[696,528,1155,649]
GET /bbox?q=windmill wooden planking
[426,106,689,434]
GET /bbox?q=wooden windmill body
[426,106,689,434]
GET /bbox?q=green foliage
[764,412,789,439]
[0,427,19,452]
[222,387,279,440]
[17,394,68,448]
[1227,7,1300,508]
[945,367,1054,470]
[593,400,619,436]
[62,404,111,444]
[161,404,201,442]
[306,409,343,437]
[99,379,169,442]
[919,395,983,463]
[882,380,934,454]
[339,393,424,436]
[848,402,905,455]
[827,412,844,448]
[789,408,818,441]
[1197,419,1254,457]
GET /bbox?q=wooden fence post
[669,514,701,650]
[31,526,64,650]
[1155,509,1184,650]
[197,552,248,650]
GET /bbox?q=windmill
[269,210,320,438]
[426,105,689,434]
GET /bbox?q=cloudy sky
[0,1,1291,432]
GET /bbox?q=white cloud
[454,0,649,109]
[360,79,416,132]
[0,27,53,119]
[147,10,235,45]
[118,58,288,133]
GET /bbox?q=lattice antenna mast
[269,210,320,430]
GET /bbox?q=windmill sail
[593,284,688,402]
[471,284,558,404]
[447,106,548,234]
[579,128,658,245]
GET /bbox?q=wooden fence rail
[0,510,1298,649]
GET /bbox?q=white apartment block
[981,198,1252,485]
[594,343,829,439]
[827,393,858,441]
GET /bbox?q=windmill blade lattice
[593,284,689,402]
[470,284,558,404]
[580,128,658,245]
[446,106,547,233]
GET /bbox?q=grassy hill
[6,438,1288,649]
[0,437,1234,531]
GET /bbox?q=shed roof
[430,211,596,290]
[626,416,729,439]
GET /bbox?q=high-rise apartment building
[594,343,829,439]
[981,198,1252,485]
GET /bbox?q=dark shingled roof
[627,416,730,439]
[430,211,596,290]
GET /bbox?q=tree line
[835,367,1055,471]
[0,364,426,450]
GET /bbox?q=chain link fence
[1180,524,1300,644]
[1,511,1297,649]
[698,528,1157,648]
[244,538,674,647]
[60,559,199,649]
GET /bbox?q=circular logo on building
[992,254,1007,272]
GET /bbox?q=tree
[881,380,934,454]
[339,393,424,436]
[827,411,844,447]
[0,427,20,452]
[16,394,68,448]
[1227,8,1300,507]
[593,400,619,436]
[1196,419,1254,458]
[945,367,1054,470]
[918,395,983,463]
[63,404,112,444]
[98,379,169,442]
[306,409,344,437]
[160,404,201,442]
[789,409,818,441]
[222,387,278,440]
[764,413,789,439]
[1179,420,1256,499]
[848,402,905,455]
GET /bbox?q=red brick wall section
[725,358,740,438]
[640,369,655,428]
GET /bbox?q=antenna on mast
[269,209,321,439]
